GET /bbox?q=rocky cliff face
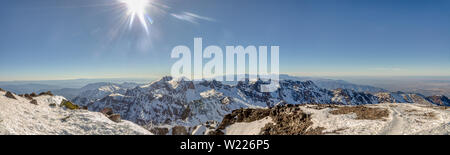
[375,92,433,105]
[426,95,450,106]
[71,82,138,107]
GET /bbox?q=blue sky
[0,0,450,81]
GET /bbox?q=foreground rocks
[100,108,122,123]
[211,104,325,135]
[4,92,16,100]
[329,106,389,120]
[60,100,79,110]
[426,95,450,106]
[108,114,122,123]
[210,103,450,135]
[30,99,38,105]
[149,127,169,135]
[18,91,54,101]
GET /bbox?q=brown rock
[38,91,54,96]
[172,126,188,135]
[30,93,37,97]
[5,91,17,100]
[108,114,121,123]
[187,81,195,89]
[220,97,232,105]
[329,106,389,120]
[100,108,114,116]
[24,94,33,100]
[30,99,38,105]
[150,127,169,135]
[60,100,79,110]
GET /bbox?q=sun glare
[119,0,153,34]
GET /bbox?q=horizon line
[2,74,450,82]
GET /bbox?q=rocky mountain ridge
[71,76,449,130]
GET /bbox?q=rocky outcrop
[426,95,450,106]
[211,103,450,135]
[60,100,79,110]
[0,91,152,135]
[150,127,169,135]
[30,99,38,105]
[38,91,54,96]
[5,91,16,100]
[100,108,114,116]
[212,104,325,135]
[18,92,53,100]
[329,106,389,120]
[375,92,434,105]
[331,88,378,105]
[20,94,33,100]
[172,126,188,135]
[108,114,121,123]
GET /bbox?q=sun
[119,0,153,34]
[122,0,147,14]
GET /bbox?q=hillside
[0,90,152,135]
[211,103,450,135]
[72,77,449,133]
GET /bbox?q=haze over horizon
[1,0,450,81]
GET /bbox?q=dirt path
[380,105,406,135]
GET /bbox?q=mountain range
[1,75,449,135]
[67,76,449,131]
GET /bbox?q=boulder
[108,114,121,123]
[38,91,54,96]
[5,91,17,100]
[24,94,33,100]
[100,108,114,116]
[60,100,79,110]
[30,93,38,97]
[30,99,38,105]
[172,126,188,135]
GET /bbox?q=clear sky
[1,0,450,81]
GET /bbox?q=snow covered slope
[70,82,139,105]
[0,90,152,135]
[303,103,449,135]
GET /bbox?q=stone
[5,91,16,100]
[108,114,121,123]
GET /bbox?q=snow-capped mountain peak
[69,77,449,132]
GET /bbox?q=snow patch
[225,117,273,135]
[0,91,152,135]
